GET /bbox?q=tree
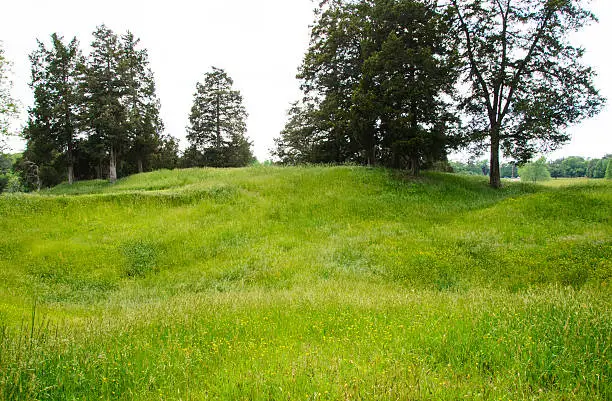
[150,134,179,170]
[449,0,604,188]
[272,101,323,164]
[606,159,612,179]
[84,25,127,182]
[26,34,85,184]
[519,157,551,183]
[548,158,564,178]
[593,156,610,179]
[277,0,458,171]
[187,67,253,167]
[0,41,19,152]
[560,156,587,177]
[120,32,163,174]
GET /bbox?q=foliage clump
[519,157,551,183]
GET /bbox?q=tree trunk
[489,127,501,188]
[411,156,420,176]
[137,159,143,174]
[67,165,74,185]
[109,148,117,183]
[367,140,375,167]
[67,146,74,185]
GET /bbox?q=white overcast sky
[1,0,611,161]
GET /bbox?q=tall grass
[1,166,610,399]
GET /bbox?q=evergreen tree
[187,67,253,167]
[295,0,363,164]
[84,25,127,182]
[272,101,322,164]
[276,0,458,171]
[120,32,163,174]
[606,158,612,180]
[150,134,179,170]
[449,0,604,188]
[26,34,85,184]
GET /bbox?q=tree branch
[451,0,495,122]
[499,4,554,122]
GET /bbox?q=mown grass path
[1,166,610,400]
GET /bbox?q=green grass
[1,166,610,400]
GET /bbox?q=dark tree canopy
[274,0,459,172]
[186,67,253,167]
[25,34,84,184]
[449,0,604,187]
[21,26,176,188]
[120,31,164,174]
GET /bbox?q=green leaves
[186,67,253,168]
[450,0,604,186]
[277,0,458,171]
[519,157,552,183]
[23,26,171,187]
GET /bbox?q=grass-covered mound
[1,166,610,400]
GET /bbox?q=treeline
[1,0,607,190]
[548,156,611,179]
[449,161,518,179]
[450,155,612,179]
[12,26,253,190]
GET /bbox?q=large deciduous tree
[449,0,604,188]
[187,67,253,167]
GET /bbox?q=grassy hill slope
[0,166,610,400]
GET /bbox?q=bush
[3,172,23,193]
[519,157,551,183]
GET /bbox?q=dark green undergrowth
[0,166,610,400]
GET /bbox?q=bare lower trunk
[67,147,74,185]
[67,165,74,185]
[411,156,420,176]
[109,148,117,183]
[489,130,501,188]
[137,159,143,174]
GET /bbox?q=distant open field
[539,177,609,187]
[1,166,610,400]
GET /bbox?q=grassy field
[0,166,610,400]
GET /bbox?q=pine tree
[187,67,253,167]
